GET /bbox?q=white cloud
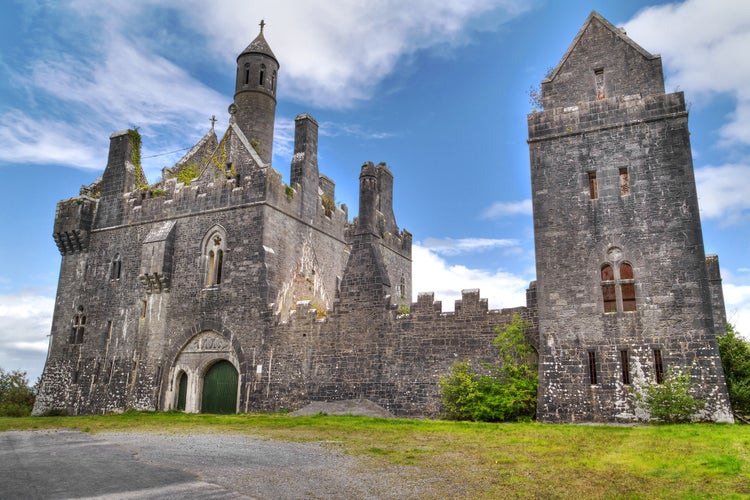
[722,282,750,339]
[143,0,530,109]
[624,0,750,147]
[0,292,55,383]
[412,244,530,312]
[482,199,532,218]
[420,237,519,256]
[695,164,750,224]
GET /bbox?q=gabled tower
[528,11,732,422]
[232,20,278,165]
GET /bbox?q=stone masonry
[34,12,733,422]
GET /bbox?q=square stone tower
[528,11,732,422]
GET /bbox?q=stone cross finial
[259,19,265,33]
[210,115,217,131]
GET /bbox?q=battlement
[409,289,527,319]
[528,91,686,142]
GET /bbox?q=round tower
[232,20,278,165]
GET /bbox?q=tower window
[271,70,276,91]
[619,167,630,196]
[588,351,598,385]
[601,264,616,313]
[620,350,631,385]
[244,63,250,85]
[110,253,121,281]
[588,171,598,200]
[600,256,637,313]
[204,227,227,288]
[259,64,266,86]
[595,68,605,100]
[70,308,86,344]
[654,349,664,384]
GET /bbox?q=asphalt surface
[0,430,431,499]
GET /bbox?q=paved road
[0,430,430,499]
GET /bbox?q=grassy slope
[2,413,748,498]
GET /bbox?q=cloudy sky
[1,0,750,382]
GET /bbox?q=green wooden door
[176,372,187,411]
[201,360,238,414]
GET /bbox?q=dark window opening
[588,351,598,385]
[619,167,630,196]
[601,264,616,313]
[620,350,631,385]
[110,254,122,281]
[588,171,598,199]
[216,250,223,285]
[70,312,85,344]
[259,64,266,86]
[271,71,276,90]
[141,300,147,319]
[654,349,664,384]
[244,63,250,85]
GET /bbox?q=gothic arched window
[203,227,226,288]
[600,250,637,313]
[70,307,86,344]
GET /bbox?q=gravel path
[99,431,435,499]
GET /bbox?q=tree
[717,324,750,416]
[635,368,705,423]
[439,314,537,422]
[0,368,36,417]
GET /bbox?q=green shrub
[635,368,705,423]
[440,314,537,422]
[717,324,750,415]
[0,368,36,417]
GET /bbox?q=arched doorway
[176,372,187,411]
[201,360,238,414]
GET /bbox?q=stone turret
[290,113,320,219]
[232,20,278,166]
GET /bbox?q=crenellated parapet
[528,92,687,142]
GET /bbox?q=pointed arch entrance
[201,360,238,414]
[166,330,240,413]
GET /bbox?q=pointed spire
[238,20,278,63]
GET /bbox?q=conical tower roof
[238,20,278,64]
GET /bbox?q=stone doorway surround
[165,330,240,413]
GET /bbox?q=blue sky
[2,0,750,382]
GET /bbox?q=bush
[440,314,537,422]
[717,324,750,415]
[635,368,705,423]
[0,368,36,417]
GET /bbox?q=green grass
[2,413,748,498]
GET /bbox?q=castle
[34,12,734,422]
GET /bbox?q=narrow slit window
[588,351,598,385]
[244,63,250,85]
[619,167,630,195]
[654,349,664,384]
[259,64,266,86]
[216,250,223,285]
[620,350,631,385]
[595,68,605,100]
[588,171,598,200]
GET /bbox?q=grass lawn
[2,412,748,498]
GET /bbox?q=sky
[1,0,750,383]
